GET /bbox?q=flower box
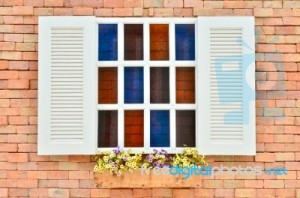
[94,169,202,188]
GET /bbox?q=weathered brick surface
[0,0,299,197]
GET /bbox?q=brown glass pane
[124,24,143,60]
[98,68,117,104]
[176,110,195,147]
[176,67,195,103]
[150,24,169,60]
[98,111,118,147]
[150,67,169,103]
[125,110,144,147]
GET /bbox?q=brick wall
[0,0,300,197]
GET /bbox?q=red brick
[152,189,172,197]
[103,0,123,7]
[73,7,93,15]
[0,42,15,51]
[70,189,90,198]
[34,8,53,15]
[215,189,234,197]
[22,52,37,60]
[59,162,78,170]
[244,180,264,188]
[29,188,48,197]
[91,189,110,197]
[7,134,27,143]
[235,189,256,197]
[255,153,276,162]
[286,180,300,188]
[256,189,275,198]
[173,189,194,198]
[194,189,214,197]
[164,0,183,7]
[83,0,103,7]
[58,180,79,188]
[69,171,91,179]
[15,25,34,33]
[24,0,44,6]
[224,180,244,188]
[184,0,202,7]
[276,189,296,197]
[8,188,28,197]
[48,189,70,197]
[8,153,28,163]
[111,190,132,198]
[0,116,7,125]
[124,0,142,7]
[94,8,113,16]
[264,180,284,188]
[44,0,63,6]
[11,99,30,107]
[27,171,47,179]
[7,80,29,89]
[203,180,223,188]
[3,34,23,42]
[113,8,133,16]
[8,61,28,70]
[12,6,33,15]
[132,189,151,198]
[0,188,8,198]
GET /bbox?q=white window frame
[96,18,198,154]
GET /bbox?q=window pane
[176,67,195,103]
[98,68,117,104]
[175,24,195,60]
[124,24,143,60]
[98,111,118,147]
[124,67,144,104]
[98,24,118,61]
[125,110,144,147]
[176,110,195,147]
[150,24,169,60]
[150,110,170,147]
[150,67,169,103]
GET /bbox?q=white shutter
[197,17,255,155]
[38,17,97,155]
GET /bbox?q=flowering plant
[93,147,207,175]
[93,146,143,175]
[142,149,173,168]
[171,148,208,167]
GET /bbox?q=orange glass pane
[150,24,169,60]
[176,67,195,103]
[98,68,117,104]
[125,110,144,147]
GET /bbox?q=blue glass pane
[98,24,118,61]
[124,67,144,103]
[175,24,195,60]
[150,110,170,147]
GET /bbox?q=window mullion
[144,21,150,150]
[118,22,124,148]
[169,22,176,150]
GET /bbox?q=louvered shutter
[38,17,97,155]
[197,17,255,155]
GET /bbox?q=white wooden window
[38,16,255,155]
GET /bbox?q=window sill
[94,169,202,188]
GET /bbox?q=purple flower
[146,155,154,162]
[113,146,121,154]
[153,149,158,154]
[122,157,127,161]
[160,149,167,154]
